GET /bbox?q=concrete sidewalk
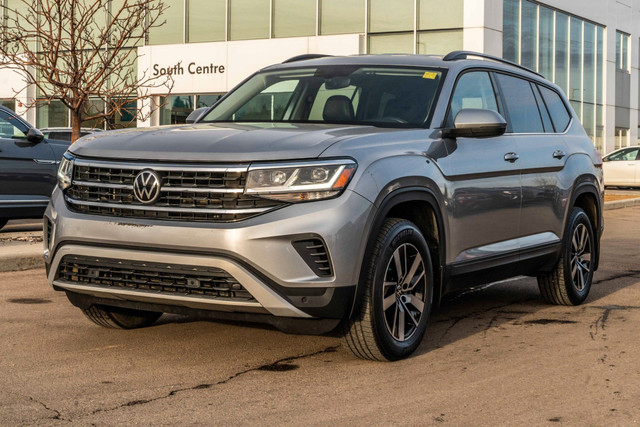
[0,231,44,273]
[1,197,639,273]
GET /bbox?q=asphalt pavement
[1,207,640,425]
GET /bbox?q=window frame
[442,68,504,129]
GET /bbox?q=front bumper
[44,187,373,319]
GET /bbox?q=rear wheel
[538,207,595,305]
[342,218,433,361]
[82,305,162,329]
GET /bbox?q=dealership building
[0,0,638,153]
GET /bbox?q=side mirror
[185,107,209,124]
[26,127,44,143]
[443,109,507,138]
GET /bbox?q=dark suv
[45,51,604,361]
[0,106,69,230]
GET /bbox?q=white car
[603,146,640,188]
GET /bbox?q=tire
[82,305,162,329]
[537,207,595,305]
[0,219,7,231]
[342,218,433,361]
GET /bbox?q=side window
[447,71,498,126]
[607,148,639,161]
[538,85,571,132]
[495,73,543,133]
[0,110,28,139]
[532,84,554,132]
[233,80,298,121]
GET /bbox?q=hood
[68,122,398,162]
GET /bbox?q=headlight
[57,153,74,190]
[245,159,356,202]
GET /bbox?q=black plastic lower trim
[65,291,341,335]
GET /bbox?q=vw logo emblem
[133,170,161,204]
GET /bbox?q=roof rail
[282,54,331,64]
[443,50,544,78]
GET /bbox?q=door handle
[553,150,566,159]
[504,152,519,162]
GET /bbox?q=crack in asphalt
[90,345,339,416]
[27,395,69,422]
[593,270,640,285]
[589,305,640,340]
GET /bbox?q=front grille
[65,161,285,222]
[292,238,333,277]
[43,217,53,249]
[56,255,255,301]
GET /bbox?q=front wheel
[538,207,595,305]
[342,218,433,361]
[82,305,162,329]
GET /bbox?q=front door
[434,70,522,269]
[0,110,57,208]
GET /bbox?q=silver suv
[45,51,604,361]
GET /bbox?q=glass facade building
[503,0,606,150]
[0,0,638,152]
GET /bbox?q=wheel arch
[348,185,447,318]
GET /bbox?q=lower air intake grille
[292,238,333,277]
[56,255,255,301]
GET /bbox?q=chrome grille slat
[66,161,285,222]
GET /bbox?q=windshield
[200,65,444,128]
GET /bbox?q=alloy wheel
[570,223,592,292]
[382,243,427,342]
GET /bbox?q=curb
[604,197,640,210]
[0,245,44,274]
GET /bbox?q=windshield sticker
[422,71,438,79]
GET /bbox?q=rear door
[493,73,568,251]
[434,70,522,268]
[0,109,58,206]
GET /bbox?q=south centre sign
[152,62,226,76]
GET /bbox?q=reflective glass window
[148,0,184,45]
[607,148,639,161]
[81,99,105,129]
[538,6,554,79]
[320,0,365,35]
[187,0,225,43]
[0,100,15,111]
[615,31,630,72]
[36,100,69,128]
[532,85,553,132]
[569,17,582,103]
[596,26,604,105]
[108,99,137,129]
[502,0,520,63]
[196,94,224,108]
[583,22,595,104]
[368,33,413,54]
[229,0,270,40]
[369,0,413,32]
[159,95,193,125]
[520,1,537,71]
[554,12,569,93]
[419,0,463,30]
[447,71,498,126]
[0,109,27,138]
[496,73,543,133]
[274,0,315,38]
[417,30,462,55]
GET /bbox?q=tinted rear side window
[538,85,571,132]
[495,73,543,133]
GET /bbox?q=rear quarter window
[538,85,571,132]
[495,73,543,133]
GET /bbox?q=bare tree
[0,0,173,141]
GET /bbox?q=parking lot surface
[1,207,640,426]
